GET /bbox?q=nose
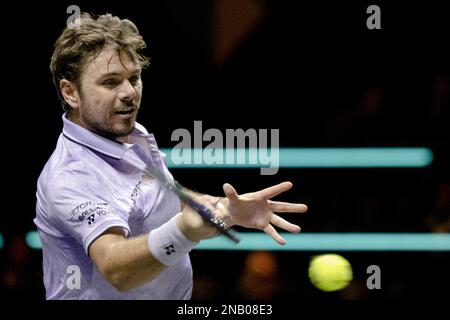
[117,79,137,102]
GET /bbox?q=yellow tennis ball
[308,254,353,292]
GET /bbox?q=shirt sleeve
[46,170,131,255]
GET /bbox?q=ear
[60,79,81,109]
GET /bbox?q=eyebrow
[98,70,141,79]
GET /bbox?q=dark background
[1,0,449,300]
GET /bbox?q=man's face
[73,48,143,142]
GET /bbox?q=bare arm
[89,227,166,292]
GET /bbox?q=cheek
[91,90,115,109]
[136,87,143,101]
[82,91,113,118]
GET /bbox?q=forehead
[82,48,141,78]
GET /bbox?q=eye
[102,78,119,86]
[129,76,140,86]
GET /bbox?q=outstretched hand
[220,181,308,245]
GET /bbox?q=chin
[114,127,134,137]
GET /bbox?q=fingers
[258,181,293,199]
[268,201,308,213]
[263,224,286,245]
[223,183,239,202]
[270,214,301,233]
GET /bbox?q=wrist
[176,213,203,242]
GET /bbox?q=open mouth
[115,109,135,115]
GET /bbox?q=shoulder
[41,141,103,203]
[44,159,91,204]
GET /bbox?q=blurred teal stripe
[195,233,450,251]
[21,231,450,251]
[279,148,433,168]
[0,233,3,249]
[160,148,433,168]
[25,231,41,250]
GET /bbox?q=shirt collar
[62,112,150,159]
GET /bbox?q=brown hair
[50,13,150,110]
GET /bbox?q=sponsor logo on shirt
[130,174,154,204]
[69,201,114,227]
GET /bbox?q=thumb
[223,183,239,202]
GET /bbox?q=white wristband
[147,213,199,266]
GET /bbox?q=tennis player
[34,13,308,299]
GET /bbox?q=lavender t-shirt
[34,114,193,299]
